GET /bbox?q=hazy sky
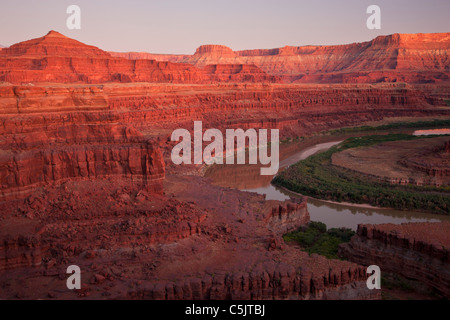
[1,0,449,53]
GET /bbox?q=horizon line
[2,30,449,55]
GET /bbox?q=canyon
[0,31,449,300]
[339,222,450,298]
[0,31,277,85]
[2,31,449,85]
[111,33,450,84]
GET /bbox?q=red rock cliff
[0,122,165,199]
[2,81,447,200]
[339,222,450,298]
[0,31,279,84]
[111,33,450,84]
[203,64,281,83]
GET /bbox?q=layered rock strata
[111,33,450,84]
[0,122,165,200]
[0,31,277,84]
[2,31,448,300]
[339,223,450,298]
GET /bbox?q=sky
[1,0,449,54]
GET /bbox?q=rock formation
[203,64,281,83]
[0,169,379,299]
[0,31,206,84]
[111,33,450,84]
[0,31,278,84]
[0,30,448,300]
[2,30,110,58]
[3,31,449,84]
[399,138,450,185]
[266,199,309,234]
[339,223,450,298]
[0,123,166,199]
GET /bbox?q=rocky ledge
[339,222,450,298]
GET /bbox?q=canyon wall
[128,262,378,300]
[0,167,378,300]
[111,33,450,84]
[0,30,447,300]
[203,64,281,83]
[0,31,277,85]
[399,139,450,185]
[0,122,165,200]
[0,86,166,200]
[266,199,310,235]
[102,83,449,137]
[339,223,450,298]
[1,81,448,201]
[3,31,448,85]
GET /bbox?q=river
[205,133,450,230]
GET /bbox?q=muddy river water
[206,132,450,230]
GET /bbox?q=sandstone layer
[0,171,380,300]
[339,223,450,298]
[1,81,449,201]
[0,87,393,300]
[2,82,447,137]
[3,31,449,85]
[0,31,278,85]
[111,33,450,84]
[0,81,403,299]
[1,31,448,300]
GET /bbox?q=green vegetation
[444,100,450,107]
[283,221,355,259]
[273,134,450,214]
[326,119,450,135]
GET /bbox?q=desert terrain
[332,136,450,186]
[0,30,449,300]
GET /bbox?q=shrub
[283,222,355,259]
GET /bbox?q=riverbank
[276,184,388,209]
[273,133,450,215]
